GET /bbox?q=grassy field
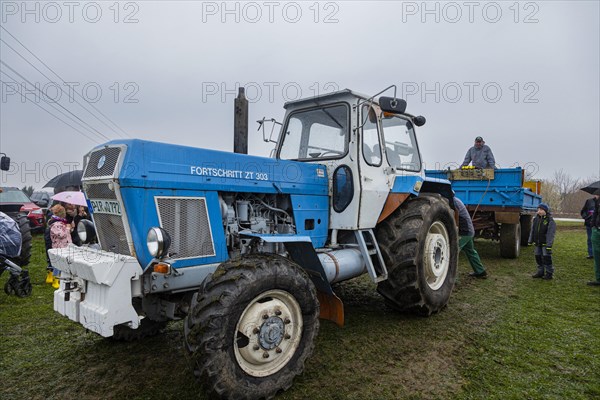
[1,222,599,400]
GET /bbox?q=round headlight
[147,227,171,258]
[77,219,96,244]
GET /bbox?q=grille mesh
[84,147,122,179]
[85,183,130,256]
[84,183,116,200]
[156,197,215,259]
[93,213,131,255]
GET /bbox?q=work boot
[542,274,553,280]
[586,281,600,286]
[531,271,544,278]
[469,271,488,279]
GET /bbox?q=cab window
[279,104,349,160]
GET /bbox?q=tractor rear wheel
[10,214,32,267]
[375,194,458,316]
[185,254,319,400]
[500,223,521,259]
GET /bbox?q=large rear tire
[500,223,521,259]
[185,255,319,400]
[12,214,32,267]
[375,194,458,316]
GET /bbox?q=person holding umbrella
[581,195,596,259]
[581,181,600,286]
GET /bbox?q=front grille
[84,147,122,179]
[84,183,117,200]
[85,183,131,256]
[156,197,215,259]
[93,213,131,255]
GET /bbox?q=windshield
[278,104,349,160]
[381,116,421,172]
[0,189,30,203]
[30,192,46,201]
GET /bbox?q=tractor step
[355,229,388,283]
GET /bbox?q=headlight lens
[147,227,171,258]
[77,219,97,244]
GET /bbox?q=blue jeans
[586,226,594,257]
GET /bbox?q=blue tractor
[49,88,458,399]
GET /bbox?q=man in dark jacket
[454,197,487,278]
[529,203,556,280]
[461,136,496,169]
[581,196,596,259]
[587,193,600,286]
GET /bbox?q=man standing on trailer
[461,136,496,169]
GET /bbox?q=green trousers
[459,235,486,274]
[592,228,600,282]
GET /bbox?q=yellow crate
[450,168,495,180]
[524,180,542,194]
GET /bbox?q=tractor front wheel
[376,194,458,316]
[185,254,319,400]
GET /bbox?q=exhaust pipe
[234,87,248,154]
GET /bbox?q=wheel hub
[259,316,285,350]
[424,221,451,290]
[234,290,303,377]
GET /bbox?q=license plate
[90,199,122,216]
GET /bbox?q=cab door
[357,104,392,228]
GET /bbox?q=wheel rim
[234,289,303,377]
[423,221,450,290]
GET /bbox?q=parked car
[30,191,52,208]
[0,187,45,232]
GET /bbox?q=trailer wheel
[185,254,319,400]
[375,194,458,316]
[111,318,167,341]
[500,223,521,259]
[12,214,32,267]
[520,215,533,246]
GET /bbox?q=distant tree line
[538,170,598,216]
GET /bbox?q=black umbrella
[43,170,83,189]
[580,181,600,195]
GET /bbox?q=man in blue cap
[461,136,496,169]
[529,203,556,280]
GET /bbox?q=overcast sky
[0,0,598,190]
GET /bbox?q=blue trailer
[425,167,542,258]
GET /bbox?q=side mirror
[413,116,426,127]
[379,97,407,114]
[1,156,10,171]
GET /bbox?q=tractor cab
[275,89,425,230]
